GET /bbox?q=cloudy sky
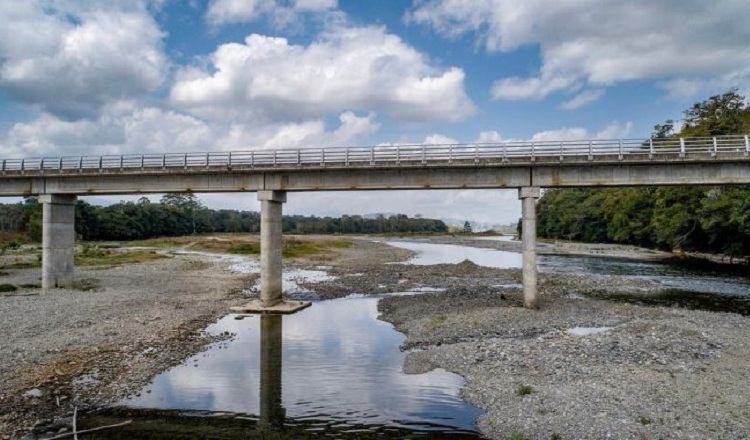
[1,0,748,224]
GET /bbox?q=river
[80,238,750,438]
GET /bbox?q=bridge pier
[40,194,77,291]
[519,187,540,309]
[231,190,310,315]
[259,190,286,307]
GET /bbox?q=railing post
[618,140,623,161]
[396,146,400,165]
[649,139,654,160]
[297,150,301,167]
[1,159,5,173]
[205,152,209,169]
[77,157,82,171]
[422,145,426,165]
[320,150,324,167]
[250,151,255,168]
[745,135,749,157]
[228,151,232,167]
[474,144,478,164]
[370,148,374,165]
[183,153,187,169]
[502,143,507,163]
[21,158,25,172]
[559,142,564,161]
[712,137,718,157]
[274,150,278,167]
[98,156,102,172]
[345,148,349,166]
[140,155,144,170]
[588,140,593,160]
[449,145,453,163]
[531,142,536,162]
[679,138,686,158]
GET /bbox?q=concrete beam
[533,162,750,187]
[519,187,540,309]
[40,194,77,291]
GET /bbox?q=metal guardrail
[1,135,749,174]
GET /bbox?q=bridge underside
[2,161,750,197]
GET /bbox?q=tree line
[0,193,447,242]
[537,89,750,259]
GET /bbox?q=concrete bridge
[2,135,749,310]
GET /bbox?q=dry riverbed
[1,235,748,440]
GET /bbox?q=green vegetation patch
[282,238,352,259]
[0,283,18,293]
[508,432,531,440]
[76,250,167,267]
[516,384,535,397]
[228,243,260,255]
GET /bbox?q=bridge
[2,135,749,310]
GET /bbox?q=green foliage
[508,432,531,440]
[463,221,473,234]
[516,384,535,397]
[0,283,18,293]
[0,193,447,243]
[538,90,750,258]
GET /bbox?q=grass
[430,314,448,328]
[516,384,535,397]
[0,283,18,293]
[75,249,167,267]
[508,433,530,440]
[639,416,652,425]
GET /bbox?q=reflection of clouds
[121,297,480,430]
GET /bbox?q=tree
[463,221,473,234]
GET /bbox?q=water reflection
[259,315,284,430]
[100,297,483,438]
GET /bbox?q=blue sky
[1,1,748,225]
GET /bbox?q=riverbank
[1,236,749,439]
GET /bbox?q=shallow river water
[82,239,749,438]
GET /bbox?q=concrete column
[39,194,77,291]
[519,187,541,309]
[259,314,285,428]
[258,190,286,308]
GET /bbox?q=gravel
[2,236,749,440]
[0,254,253,439]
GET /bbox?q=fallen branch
[45,420,132,440]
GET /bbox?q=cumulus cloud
[408,0,750,102]
[0,1,167,120]
[170,26,475,123]
[1,108,378,158]
[206,0,338,26]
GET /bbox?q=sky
[1,0,749,225]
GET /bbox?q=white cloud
[409,0,750,101]
[1,108,378,158]
[0,1,167,120]
[206,0,338,26]
[170,26,475,124]
[423,134,458,145]
[560,89,605,110]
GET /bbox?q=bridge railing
[1,135,748,173]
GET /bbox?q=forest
[0,193,447,243]
[537,89,750,258]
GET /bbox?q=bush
[0,283,18,293]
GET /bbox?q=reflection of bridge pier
[259,314,285,429]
